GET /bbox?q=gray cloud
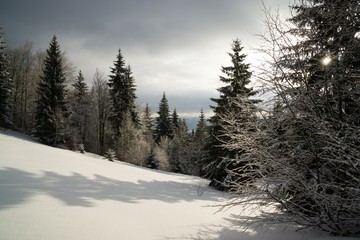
[1,0,291,116]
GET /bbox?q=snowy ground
[0,130,355,240]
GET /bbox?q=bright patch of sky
[0,0,291,117]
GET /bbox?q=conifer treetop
[33,35,70,146]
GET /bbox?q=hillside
[0,130,350,240]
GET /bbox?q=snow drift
[0,131,351,239]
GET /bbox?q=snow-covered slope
[0,131,350,240]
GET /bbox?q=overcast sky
[0,0,291,117]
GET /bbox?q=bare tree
[9,43,45,133]
[90,69,111,155]
[116,110,152,166]
[10,42,32,131]
[153,136,171,171]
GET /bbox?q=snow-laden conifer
[204,39,261,191]
[33,36,70,146]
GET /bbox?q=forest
[0,0,359,237]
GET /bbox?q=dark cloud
[1,0,291,116]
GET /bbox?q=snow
[0,130,356,240]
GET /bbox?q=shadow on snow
[0,167,222,209]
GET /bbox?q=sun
[321,56,332,66]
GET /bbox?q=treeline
[1,0,360,236]
[0,34,208,175]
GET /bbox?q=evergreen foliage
[107,49,142,162]
[33,36,70,146]
[70,70,89,149]
[146,154,159,169]
[0,27,12,129]
[108,49,139,136]
[72,71,88,102]
[104,148,117,162]
[169,117,190,173]
[193,109,208,176]
[142,103,153,136]
[171,109,180,131]
[154,92,173,143]
[194,109,206,141]
[204,39,261,191]
[249,1,360,235]
[141,103,160,169]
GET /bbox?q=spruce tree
[71,70,89,149]
[171,108,180,133]
[169,118,190,173]
[143,103,153,136]
[108,49,139,136]
[72,71,88,102]
[193,109,208,175]
[142,103,159,169]
[205,39,261,191]
[0,27,12,129]
[33,36,70,146]
[154,92,172,143]
[124,65,139,125]
[194,109,206,143]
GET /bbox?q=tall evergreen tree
[124,65,139,125]
[142,103,158,169]
[193,109,208,175]
[33,36,70,146]
[169,117,190,173]
[70,70,89,149]
[154,92,172,143]
[171,108,180,133]
[194,109,206,143]
[258,0,360,235]
[204,39,261,190]
[108,49,139,136]
[0,27,12,129]
[72,71,88,102]
[142,103,153,136]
